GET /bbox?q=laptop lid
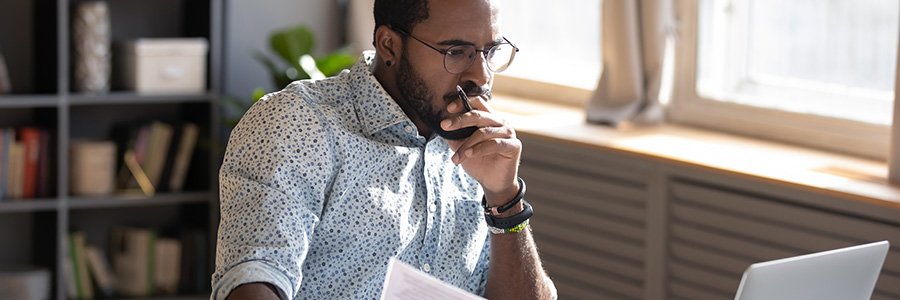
[734,240,890,300]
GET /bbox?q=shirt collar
[350,51,414,137]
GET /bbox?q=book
[63,254,78,299]
[35,129,51,198]
[0,128,8,201]
[144,121,173,189]
[116,121,173,192]
[133,124,151,168]
[19,127,41,199]
[112,227,156,297]
[68,231,94,299]
[122,124,151,190]
[8,141,22,199]
[154,238,182,295]
[84,245,116,297]
[167,123,198,192]
[178,229,207,294]
[113,124,141,192]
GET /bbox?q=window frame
[492,74,594,107]
[670,0,894,161]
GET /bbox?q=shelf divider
[68,91,213,105]
[68,191,212,210]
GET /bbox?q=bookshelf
[0,0,222,299]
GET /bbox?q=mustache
[443,83,492,103]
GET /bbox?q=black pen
[456,85,473,112]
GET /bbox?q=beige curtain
[888,3,900,183]
[586,0,674,126]
[347,0,376,55]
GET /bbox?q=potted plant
[222,25,357,128]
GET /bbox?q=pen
[456,85,473,112]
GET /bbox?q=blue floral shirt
[212,51,491,299]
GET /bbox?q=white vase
[72,1,110,93]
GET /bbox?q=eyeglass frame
[392,27,520,74]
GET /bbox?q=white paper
[381,258,486,300]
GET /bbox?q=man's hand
[442,96,555,299]
[441,96,521,207]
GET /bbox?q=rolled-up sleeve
[211,89,333,299]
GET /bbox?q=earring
[386,60,392,67]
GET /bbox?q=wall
[224,0,344,98]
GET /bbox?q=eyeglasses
[393,27,520,74]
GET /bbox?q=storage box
[119,38,208,94]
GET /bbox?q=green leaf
[253,51,293,90]
[270,25,314,70]
[316,50,357,76]
[253,51,281,76]
[299,54,327,80]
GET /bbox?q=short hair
[373,0,430,42]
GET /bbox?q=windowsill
[491,94,900,211]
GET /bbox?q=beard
[395,52,477,140]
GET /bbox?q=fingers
[450,126,519,164]
[443,96,518,164]
[440,109,506,132]
[447,94,494,114]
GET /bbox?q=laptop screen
[734,240,889,300]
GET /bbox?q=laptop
[734,240,890,300]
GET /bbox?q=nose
[458,51,491,87]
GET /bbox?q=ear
[374,25,403,65]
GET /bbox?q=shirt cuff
[211,260,294,300]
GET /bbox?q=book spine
[20,127,40,199]
[147,230,156,296]
[71,232,94,299]
[0,128,7,201]
[68,233,83,299]
[146,121,173,188]
[85,245,116,297]
[63,251,78,299]
[9,141,22,199]
[35,129,50,198]
[169,123,198,192]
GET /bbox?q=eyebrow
[436,37,505,48]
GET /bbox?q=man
[212,0,555,299]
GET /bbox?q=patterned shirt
[212,51,491,300]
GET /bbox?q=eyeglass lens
[443,44,515,74]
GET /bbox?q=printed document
[380,258,485,300]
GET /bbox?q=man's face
[393,0,501,140]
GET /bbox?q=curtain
[888,2,900,183]
[585,0,674,126]
[347,0,376,55]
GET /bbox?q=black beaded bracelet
[482,177,526,216]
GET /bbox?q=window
[494,0,600,105]
[672,0,900,160]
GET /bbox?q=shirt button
[428,203,437,212]
[423,263,431,272]
[404,125,413,133]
